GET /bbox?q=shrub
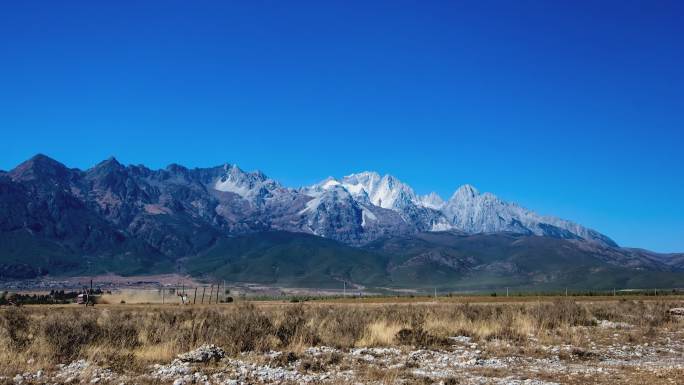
[41,312,100,361]
[0,308,31,349]
[531,299,594,329]
[220,303,274,354]
[395,327,448,348]
[99,312,140,349]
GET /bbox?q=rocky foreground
[6,320,684,385]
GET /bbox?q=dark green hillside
[0,229,173,278]
[187,231,684,291]
[3,226,684,290]
[186,231,389,288]
[365,232,684,290]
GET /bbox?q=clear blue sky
[1,1,682,252]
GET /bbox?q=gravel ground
[5,324,684,385]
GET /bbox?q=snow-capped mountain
[440,184,616,246]
[213,164,286,206]
[10,155,684,288]
[306,172,451,234]
[295,184,412,244]
[305,172,615,247]
[418,192,445,210]
[199,165,615,246]
[0,155,616,256]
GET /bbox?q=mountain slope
[364,232,684,290]
[186,231,389,288]
[1,154,679,288]
[187,231,684,290]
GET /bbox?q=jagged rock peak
[419,192,445,209]
[90,156,125,172]
[9,153,70,181]
[451,184,480,200]
[166,163,187,172]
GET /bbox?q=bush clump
[42,312,100,361]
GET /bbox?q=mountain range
[1,154,682,290]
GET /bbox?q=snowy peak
[309,174,615,247]
[213,164,281,202]
[337,171,418,210]
[419,192,445,210]
[300,185,355,215]
[450,184,480,201]
[307,172,451,234]
[440,184,616,246]
[2,155,619,252]
[316,171,446,212]
[297,185,366,241]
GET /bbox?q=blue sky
[1,1,683,252]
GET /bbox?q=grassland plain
[1,298,683,384]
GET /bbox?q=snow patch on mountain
[339,172,414,210]
[215,176,251,197]
[209,163,614,247]
[361,209,377,227]
[307,172,615,246]
[4,154,616,251]
[298,196,321,215]
[418,192,446,210]
[441,184,616,246]
[212,164,284,205]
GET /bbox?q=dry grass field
[1,298,683,384]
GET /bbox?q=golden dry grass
[357,320,406,346]
[0,298,682,379]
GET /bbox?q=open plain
[1,297,683,385]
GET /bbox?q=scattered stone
[4,329,684,385]
[304,346,341,356]
[449,335,472,344]
[598,319,633,329]
[52,360,117,384]
[177,344,225,363]
[151,360,191,379]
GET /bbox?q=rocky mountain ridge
[4,154,678,287]
[1,154,616,249]
[308,171,615,246]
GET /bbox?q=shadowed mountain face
[183,231,684,290]
[0,154,681,289]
